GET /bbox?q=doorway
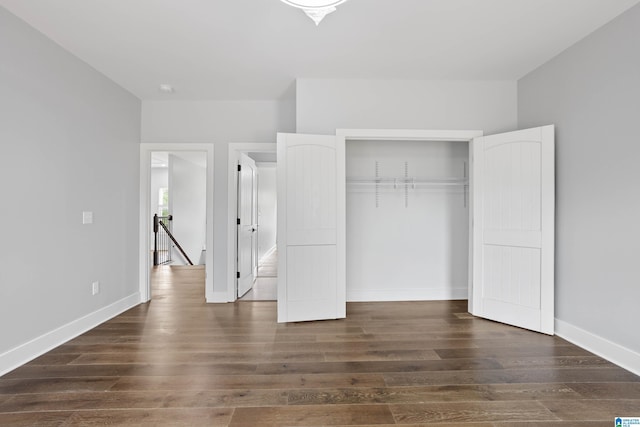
[227,143,277,302]
[139,143,214,303]
[240,157,277,301]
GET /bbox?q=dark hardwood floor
[1,266,639,426]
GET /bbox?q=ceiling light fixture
[280,0,348,26]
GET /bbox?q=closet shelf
[347,176,468,187]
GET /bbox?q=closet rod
[347,177,467,185]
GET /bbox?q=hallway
[240,249,277,301]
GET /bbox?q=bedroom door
[237,153,258,298]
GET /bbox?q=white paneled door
[471,125,555,334]
[237,153,258,298]
[277,133,346,323]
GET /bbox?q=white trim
[210,291,230,303]
[347,288,468,302]
[337,128,483,315]
[227,143,277,303]
[556,318,640,377]
[540,125,555,334]
[336,128,483,142]
[467,138,476,314]
[139,143,215,303]
[0,293,140,377]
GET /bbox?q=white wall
[142,99,295,144]
[169,153,207,265]
[0,7,140,374]
[149,166,168,249]
[518,4,640,369]
[141,98,295,297]
[256,163,277,261]
[296,79,518,135]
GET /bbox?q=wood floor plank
[24,353,82,366]
[316,332,475,342]
[255,358,503,375]
[287,385,492,405]
[70,350,325,365]
[540,399,640,421]
[228,404,396,426]
[160,389,288,408]
[0,377,119,394]
[49,342,269,354]
[110,373,387,391]
[79,330,319,343]
[323,349,441,362]
[0,411,73,426]
[287,383,582,406]
[567,382,640,399]
[329,425,496,427]
[384,367,640,386]
[496,356,612,369]
[263,338,480,352]
[389,401,558,423]
[494,422,607,426]
[2,362,258,379]
[0,408,234,426]
[435,346,592,360]
[6,380,288,412]
[0,390,168,413]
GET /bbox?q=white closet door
[472,125,555,334]
[237,153,257,298]
[277,133,346,323]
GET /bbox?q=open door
[237,153,258,298]
[277,133,346,323]
[471,125,555,334]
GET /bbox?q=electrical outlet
[92,281,100,295]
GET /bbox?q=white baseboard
[555,318,640,377]
[208,291,231,303]
[347,287,468,302]
[0,293,141,377]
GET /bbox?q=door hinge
[237,218,241,225]
[237,164,242,172]
[236,272,240,279]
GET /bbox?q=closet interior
[345,139,470,302]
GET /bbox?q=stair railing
[153,214,194,266]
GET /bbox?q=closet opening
[345,138,470,302]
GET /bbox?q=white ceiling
[2,0,638,100]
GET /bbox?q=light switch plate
[82,211,93,224]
